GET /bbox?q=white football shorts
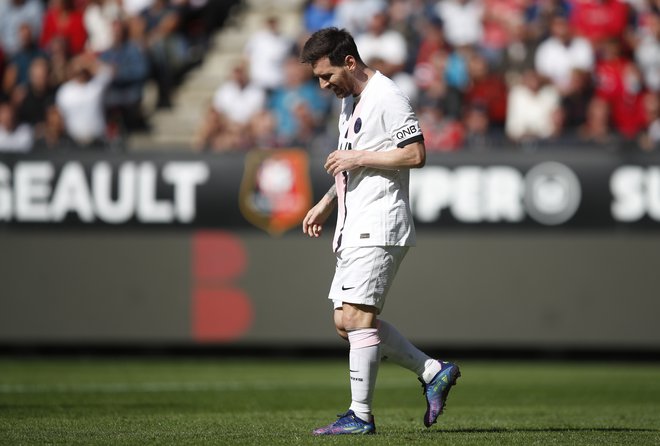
[329,246,409,313]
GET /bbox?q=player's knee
[341,303,377,330]
[341,311,360,331]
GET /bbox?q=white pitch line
[0,379,412,394]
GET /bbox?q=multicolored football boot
[312,410,376,435]
[420,361,461,427]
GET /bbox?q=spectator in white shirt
[121,0,152,17]
[635,13,660,92]
[212,61,266,127]
[0,101,33,152]
[55,55,113,148]
[0,0,44,56]
[435,0,484,48]
[355,10,408,76]
[334,0,387,36]
[505,68,561,144]
[84,0,122,53]
[243,16,293,91]
[191,60,268,151]
[535,15,595,94]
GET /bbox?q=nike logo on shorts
[342,285,355,291]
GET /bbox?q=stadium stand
[0,0,658,152]
[131,0,306,150]
[0,0,245,151]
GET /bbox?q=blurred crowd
[1,0,659,154]
[0,0,236,152]
[196,0,660,154]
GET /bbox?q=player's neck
[352,66,376,97]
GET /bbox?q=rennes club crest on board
[239,149,313,235]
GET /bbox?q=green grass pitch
[1,358,659,445]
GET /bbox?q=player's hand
[302,206,324,237]
[302,198,334,238]
[324,150,361,176]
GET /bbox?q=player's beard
[333,89,347,98]
[332,86,351,98]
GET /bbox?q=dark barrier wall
[1,150,659,349]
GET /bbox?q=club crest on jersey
[354,117,362,134]
[239,149,313,235]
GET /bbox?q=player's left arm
[324,140,425,176]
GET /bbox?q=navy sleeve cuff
[397,134,424,148]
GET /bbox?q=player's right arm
[302,184,337,238]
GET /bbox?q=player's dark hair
[300,27,364,67]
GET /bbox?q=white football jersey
[332,71,423,252]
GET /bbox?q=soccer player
[300,27,461,435]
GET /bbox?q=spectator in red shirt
[610,63,649,140]
[594,38,627,103]
[465,52,508,127]
[594,37,649,141]
[40,0,88,56]
[418,96,465,151]
[570,0,633,52]
[415,16,447,68]
[481,0,526,66]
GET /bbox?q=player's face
[312,56,354,98]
